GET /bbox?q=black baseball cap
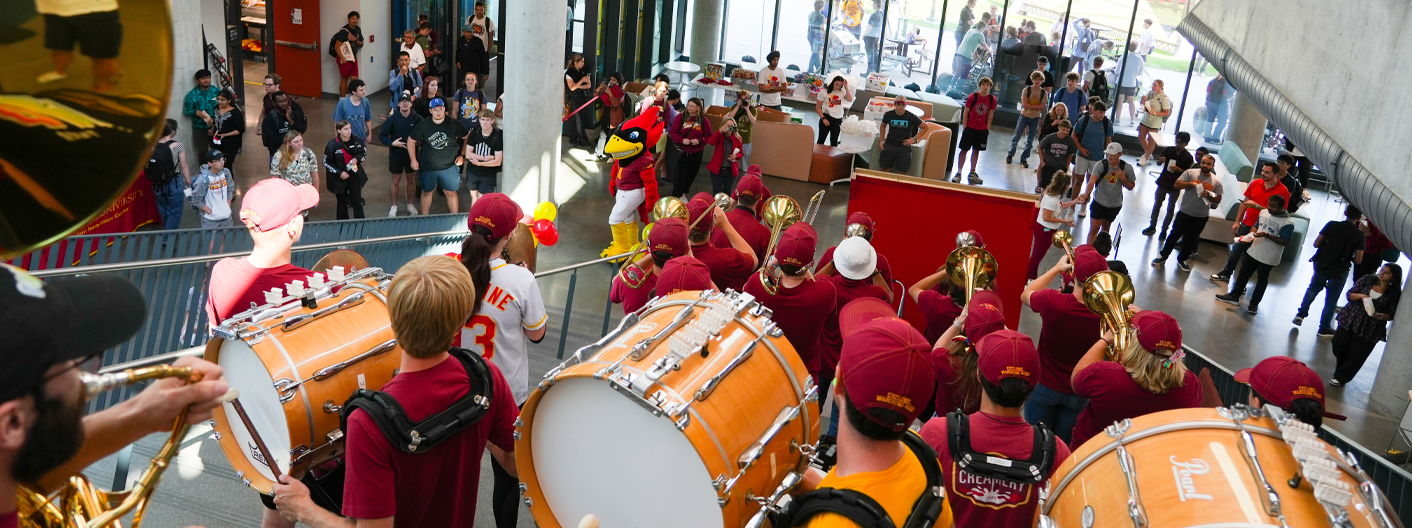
[0,264,147,403]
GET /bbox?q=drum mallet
[224,389,284,477]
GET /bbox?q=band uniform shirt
[1245,209,1296,267]
[816,275,891,376]
[206,259,316,324]
[1176,169,1222,218]
[342,355,518,526]
[692,242,755,292]
[802,445,954,528]
[920,411,1071,527]
[1026,289,1102,395]
[459,258,548,405]
[610,269,657,314]
[1069,361,1201,447]
[917,290,963,344]
[930,346,979,416]
[742,271,837,375]
[817,246,894,285]
[710,208,772,263]
[1,509,14,528]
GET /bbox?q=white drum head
[532,377,723,528]
[217,339,293,483]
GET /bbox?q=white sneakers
[406,203,418,215]
[37,71,67,83]
[389,205,399,217]
[389,204,419,217]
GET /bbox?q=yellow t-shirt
[803,445,954,528]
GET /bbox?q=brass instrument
[945,246,998,303]
[756,196,803,295]
[800,190,826,224]
[615,197,691,288]
[1083,270,1136,360]
[1052,230,1076,265]
[844,222,870,238]
[19,366,203,528]
[955,231,979,249]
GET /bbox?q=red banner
[11,173,161,270]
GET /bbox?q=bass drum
[1043,407,1389,528]
[517,290,818,528]
[206,273,400,493]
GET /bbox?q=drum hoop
[1042,420,1283,513]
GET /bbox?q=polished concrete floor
[133,84,1403,527]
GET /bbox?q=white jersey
[459,258,547,404]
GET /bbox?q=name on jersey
[1170,457,1214,501]
[954,465,1030,506]
[484,284,516,311]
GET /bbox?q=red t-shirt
[1069,362,1202,447]
[816,246,894,285]
[342,354,519,526]
[610,270,657,314]
[964,93,997,130]
[692,242,755,292]
[930,345,979,416]
[614,152,653,190]
[743,271,837,375]
[1027,289,1102,394]
[1,510,17,528]
[1239,178,1291,226]
[710,208,773,264]
[920,412,1072,528]
[816,275,891,375]
[918,290,964,344]
[206,259,316,324]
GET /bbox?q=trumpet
[758,192,825,295]
[945,246,998,303]
[18,365,204,528]
[1052,230,1076,265]
[615,197,690,288]
[1083,270,1136,360]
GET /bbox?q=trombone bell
[1082,270,1136,360]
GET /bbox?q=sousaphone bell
[945,246,997,303]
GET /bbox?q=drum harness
[338,347,495,453]
[771,432,947,528]
[946,410,1057,484]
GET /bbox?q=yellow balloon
[641,222,655,243]
[534,201,559,222]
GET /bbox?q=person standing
[186,75,224,152]
[955,0,977,46]
[1070,102,1112,217]
[270,131,320,190]
[815,76,853,147]
[34,0,123,90]
[1078,143,1134,245]
[1020,245,1106,443]
[710,170,773,261]
[1114,41,1145,125]
[686,193,758,291]
[1277,153,1309,214]
[953,77,996,186]
[1068,310,1201,447]
[757,51,791,112]
[878,96,925,175]
[1026,172,1077,281]
[189,150,233,228]
[1152,154,1224,271]
[334,79,373,142]
[1142,130,1193,238]
[256,74,293,141]
[466,2,496,83]
[743,223,838,387]
[412,76,444,119]
[806,0,828,72]
[1215,195,1294,315]
[1137,19,1156,58]
[330,11,363,97]
[260,92,308,159]
[1237,356,1344,430]
[705,117,744,195]
[924,290,1007,417]
[669,98,713,197]
[408,98,469,214]
[610,218,690,314]
[1035,120,1077,193]
[813,238,894,443]
[1081,56,1110,103]
[463,109,504,204]
[1296,205,1366,335]
[1329,263,1403,386]
[453,71,488,130]
[380,95,423,217]
[863,0,884,72]
[206,178,321,323]
[1008,71,1049,170]
[204,88,244,169]
[323,120,369,219]
[1135,80,1171,165]
[1052,72,1087,116]
[388,52,424,115]
[148,119,191,230]
[1355,221,1396,285]
[564,54,595,147]
[400,29,427,73]
[1210,163,1289,282]
[730,91,759,167]
[953,22,988,89]
[1205,75,1230,142]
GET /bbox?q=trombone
[615,197,689,287]
[1083,270,1136,360]
[758,191,825,295]
[945,246,998,303]
[1052,230,1076,265]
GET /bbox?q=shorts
[958,127,989,151]
[388,151,413,173]
[467,169,498,194]
[1073,157,1099,180]
[338,60,359,78]
[1089,201,1121,222]
[44,11,123,59]
[419,165,461,193]
[1118,85,1137,97]
[878,145,912,172]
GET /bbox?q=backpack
[946,411,1056,484]
[327,29,346,59]
[338,347,495,453]
[1089,69,1110,101]
[1075,115,1110,145]
[145,140,179,187]
[770,432,946,528]
[1076,28,1095,55]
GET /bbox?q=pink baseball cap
[468,193,523,239]
[240,178,319,232]
[839,318,936,431]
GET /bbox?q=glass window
[992,2,1065,112]
[863,0,945,90]
[1179,50,1235,148]
[822,0,869,75]
[775,0,826,73]
[723,0,778,63]
[1059,0,1135,136]
[940,0,1002,96]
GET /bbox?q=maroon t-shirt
[1069,362,1202,447]
[610,270,657,314]
[206,259,316,324]
[1,511,16,528]
[817,246,894,285]
[920,412,1072,528]
[930,345,979,416]
[1027,289,1102,394]
[743,271,837,375]
[710,208,772,264]
[816,274,891,375]
[342,354,518,526]
[918,290,964,344]
[615,152,652,190]
[692,242,755,292]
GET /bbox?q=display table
[664,61,701,90]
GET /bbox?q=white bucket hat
[834,236,878,280]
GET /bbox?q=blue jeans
[1022,383,1088,444]
[1298,269,1349,331]
[154,178,184,230]
[1008,115,1040,160]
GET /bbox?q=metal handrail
[534,252,631,277]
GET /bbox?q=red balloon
[537,223,560,246]
[532,219,554,236]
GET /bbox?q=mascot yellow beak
[604,133,643,160]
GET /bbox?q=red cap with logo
[977,329,1039,388]
[839,297,899,337]
[839,317,935,431]
[1235,356,1346,420]
[734,172,766,200]
[774,224,818,268]
[846,211,875,233]
[648,217,690,258]
[1133,310,1182,353]
[468,193,523,239]
[655,256,713,295]
[240,178,320,232]
[687,192,715,231]
[964,290,1007,341]
[1071,245,1110,283]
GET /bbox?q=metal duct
[1178,16,1412,255]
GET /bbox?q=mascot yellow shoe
[600,221,639,260]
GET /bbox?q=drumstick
[224,390,284,477]
[579,514,600,528]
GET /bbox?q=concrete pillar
[689,0,724,64]
[502,0,567,207]
[170,0,206,159]
[1227,94,1266,167]
[1369,273,1412,417]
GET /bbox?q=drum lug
[273,378,298,403]
[213,431,221,440]
[323,400,342,413]
[235,470,244,478]
[749,303,773,319]
[518,482,527,495]
[1038,514,1058,528]
[290,446,311,464]
[242,478,251,487]
[513,418,523,429]
[523,497,533,507]
[513,431,521,441]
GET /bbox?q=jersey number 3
[465,316,498,359]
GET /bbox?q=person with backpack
[328,11,363,97]
[1068,18,1094,73]
[1078,142,1134,245]
[260,91,308,159]
[1052,71,1087,116]
[953,76,996,186]
[1082,56,1110,105]
[1006,71,1048,169]
[1071,102,1113,216]
[921,329,1070,528]
[324,119,370,219]
[1276,153,1309,214]
[1295,205,1365,335]
[188,150,233,228]
[149,119,191,230]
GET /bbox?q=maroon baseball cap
[846,211,876,232]
[839,318,936,431]
[687,192,715,230]
[648,217,690,258]
[734,172,767,200]
[960,230,985,248]
[1235,356,1346,420]
[1132,310,1182,353]
[240,178,319,232]
[1072,245,1109,283]
[964,290,1006,341]
[775,223,818,268]
[976,329,1039,388]
[839,297,899,337]
[468,193,523,239]
[656,256,713,295]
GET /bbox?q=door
[272,0,322,97]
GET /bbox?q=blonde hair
[276,131,301,173]
[1119,338,1189,394]
[387,256,478,359]
[1045,171,1070,198]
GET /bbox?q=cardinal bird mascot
[600,106,664,258]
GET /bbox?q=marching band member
[207,178,321,324]
[814,237,893,461]
[743,223,838,397]
[929,290,1008,418]
[1019,245,1107,443]
[686,192,758,291]
[1067,309,1201,447]
[708,169,773,263]
[457,194,547,528]
[816,211,894,285]
[274,256,520,527]
[1236,356,1345,430]
[921,329,1070,527]
[609,217,690,314]
[653,256,717,295]
[909,230,986,343]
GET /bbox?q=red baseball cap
[240,178,319,232]
[655,256,712,295]
[976,329,1039,388]
[1072,245,1109,283]
[839,318,935,431]
[687,192,715,231]
[468,193,523,239]
[1235,356,1346,421]
[964,290,1006,341]
[775,223,818,268]
[1132,310,1182,353]
[957,230,985,248]
[734,172,767,200]
[648,217,690,258]
[846,211,875,233]
[839,297,899,337]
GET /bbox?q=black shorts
[260,463,344,512]
[878,145,912,172]
[1117,85,1137,97]
[388,150,413,173]
[959,128,989,151]
[467,168,498,194]
[1089,201,1122,222]
[44,11,123,59]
